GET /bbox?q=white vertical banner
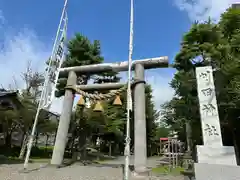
[196,66,223,147]
[23,0,69,169]
[42,12,68,110]
[49,14,68,103]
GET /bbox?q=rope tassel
[113,95,122,106]
[93,101,104,112]
[77,96,85,106]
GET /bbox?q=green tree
[53,33,122,159]
[17,63,57,158]
[155,125,170,140]
[161,7,240,162]
[145,85,160,156]
[218,7,240,162]
[161,21,222,154]
[56,33,119,97]
[68,83,159,158]
[0,109,19,148]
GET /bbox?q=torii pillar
[51,71,77,165]
[134,63,147,173]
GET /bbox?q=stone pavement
[100,155,169,168]
[0,163,184,180]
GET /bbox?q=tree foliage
[0,62,57,154]
[56,33,120,97]
[161,7,240,158]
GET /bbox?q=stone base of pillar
[196,145,236,165]
[47,164,62,168]
[132,167,151,178]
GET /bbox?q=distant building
[0,89,60,146]
[0,89,22,110]
[0,89,23,145]
[232,3,240,9]
[0,89,23,133]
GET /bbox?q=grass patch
[94,159,106,163]
[152,166,184,175]
[29,158,50,163]
[3,156,51,163]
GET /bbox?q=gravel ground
[0,163,184,180]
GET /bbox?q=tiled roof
[0,89,18,97]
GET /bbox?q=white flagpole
[23,0,68,169]
[124,0,134,179]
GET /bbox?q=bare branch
[12,76,19,90]
[20,60,44,96]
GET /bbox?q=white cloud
[174,0,238,22]
[0,29,49,88]
[0,11,66,114]
[145,71,175,108]
[0,11,49,89]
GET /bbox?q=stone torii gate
[50,56,169,173]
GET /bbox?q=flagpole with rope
[124,0,134,179]
[23,0,68,169]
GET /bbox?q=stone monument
[194,66,240,180]
[195,66,236,165]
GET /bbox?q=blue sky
[0,0,236,113]
[1,0,188,63]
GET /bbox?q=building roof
[160,137,168,141]
[0,89,23,109]
[0,89,18,97]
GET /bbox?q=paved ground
[101,155,169,168]
[0,156,184,180]
[0,163,184,180]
